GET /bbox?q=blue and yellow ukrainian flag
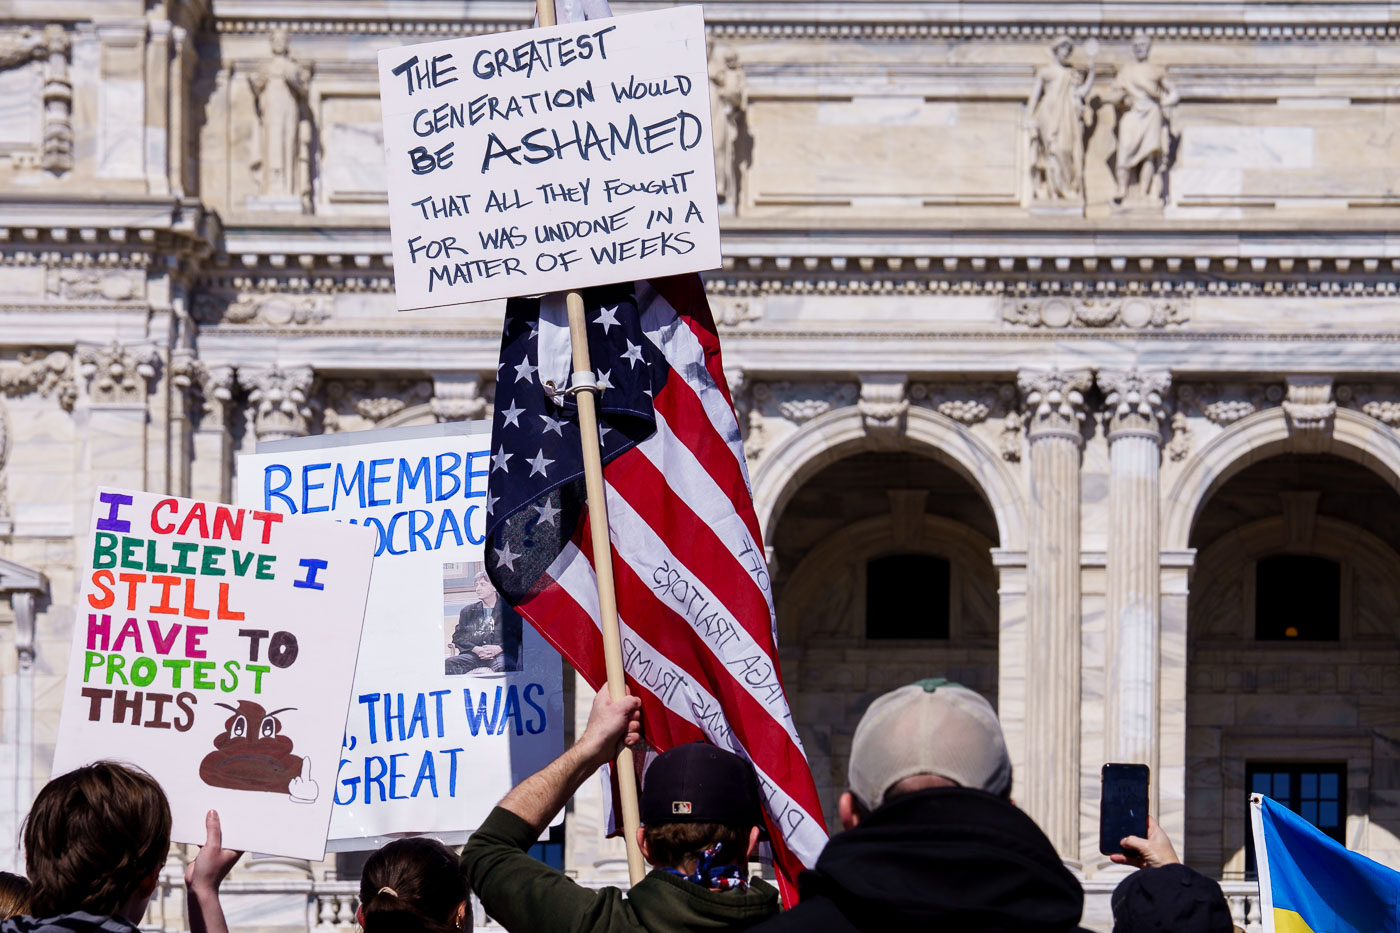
[1250,792,1400,932]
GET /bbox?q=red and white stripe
[517,274,828,903]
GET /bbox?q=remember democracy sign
[237,423,564,847]
[377,5,719,309]
[52,488,376,861]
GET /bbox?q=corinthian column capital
[1097,369,1171,442]
[1017,368,1092,444]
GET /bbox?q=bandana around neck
[663,841,750,892]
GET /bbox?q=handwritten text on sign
[377,6,719,309]
[52,488,376,861]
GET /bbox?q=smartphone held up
[1099,763,1150,856]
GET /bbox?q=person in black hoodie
[1,762,240,933]
[752,678,1090,933]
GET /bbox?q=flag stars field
[500,400,525,427]
[492,446,513,472]
[528,449,555,477]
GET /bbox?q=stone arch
[778,512,999,649]
[1164,407,1400,551]
[751,406,1028,551]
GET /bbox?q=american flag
[484,274,827,901]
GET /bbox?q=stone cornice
[205,1,1400,39]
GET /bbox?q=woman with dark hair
[357,838,470,933]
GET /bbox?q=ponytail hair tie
[377,887,399,898]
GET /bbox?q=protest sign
[236,422,564,847]
[377,5,719,310]
[52,488,376,861]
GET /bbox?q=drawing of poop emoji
[199,701,319,803]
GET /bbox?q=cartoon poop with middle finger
[199,701,319,803]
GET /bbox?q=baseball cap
[1111,864,1233,933]
[640,742,763,827]
[848,677,1011,810]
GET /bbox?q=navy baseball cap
[640,742,763,827]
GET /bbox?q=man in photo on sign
[461,689,780,933]
[446,571,521,675]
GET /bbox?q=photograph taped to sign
[51,488,377,861]
[377,5,719,310]
[235,422,564,848]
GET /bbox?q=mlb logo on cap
[672,801,693,815]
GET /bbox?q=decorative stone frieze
[1176,383,1283,425]
[1334,384,1400,428]
[244,365,314,441]
[320,377,432,433]
[1097,369,1171,440]
[192,291,331,326]
[1018,368,1092,443]
[76,342,158,405]
[756,381,858,424]
[712,297,761,327]
[909,382,1016,426]
[1002,296,1189,329]
[46,268,143,302]
[0,350,76,410]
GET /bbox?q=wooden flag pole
[535,3,647,887]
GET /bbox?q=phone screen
[1099,763,1150,856]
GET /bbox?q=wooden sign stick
[536,0,648,889]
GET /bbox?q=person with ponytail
[357,838,470,933]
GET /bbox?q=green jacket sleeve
[461,806,627,933]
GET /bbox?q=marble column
[190,364,235,503]
[74,341,158,526]
[1017,368,1091,861]
[1097,369,1169,801]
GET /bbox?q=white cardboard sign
[236,423,565,847]
[52,488,377,861]
[377,5,719,310]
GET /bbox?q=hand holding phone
[1099,763,1150,856]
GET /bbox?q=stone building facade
[3,1,1400,929]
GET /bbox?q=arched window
[865,554,950,639]
[1255,555,1341,641]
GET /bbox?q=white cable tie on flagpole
[566,371,599,396]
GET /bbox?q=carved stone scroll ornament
[910,382,1017,426]
[0,350,76,410]
[76,342,159,404]
[1281,375,1336,443]
[859,373,909,437]
[192,292,330,326]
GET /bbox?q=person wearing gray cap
[752,678,1090,933]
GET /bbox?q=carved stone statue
[708,46,747,209]
[1108,32,1178,204]
[247,29,313,210]
[1026,36,1094,202]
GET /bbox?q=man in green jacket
[461,689,780,933]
